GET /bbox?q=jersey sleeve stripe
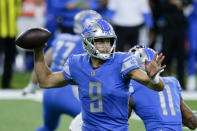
[121,60,138,72]
[121,55,139,75]
[62,59,73,82]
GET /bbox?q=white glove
[22,82,38,95]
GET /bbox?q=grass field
[0,72,32,89]
[0,99,72,131]
[0,72,197,131]
[0,99,196,131]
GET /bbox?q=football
[15,27,51,49]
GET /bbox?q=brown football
[15,27,51,49]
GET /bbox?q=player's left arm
[181,97,197,130]
[127,52,165,91]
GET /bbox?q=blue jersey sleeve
[120,52,139,76]
[129,80,140,98]
[174,78,182,97]
[169,77,182,96]
[62,57,74,82]
[129,82,134,95]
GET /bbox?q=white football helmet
[130,45,156,71]
[74,10,102,34]
[82,19,117,60]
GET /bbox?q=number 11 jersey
[130,76,182,131]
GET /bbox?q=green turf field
[0,99,196,131]
[0,100,72,131]
[0,72,32,89]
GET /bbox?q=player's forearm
[31,69,38,84]
[147,78,164,91]
[138,78,164,91]
[181,99,197,130]
[34,48,52,88]
[183,116,197,130]
[128,69,164,91]
[141,75,164,91]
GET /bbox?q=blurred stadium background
[0,0,197,130]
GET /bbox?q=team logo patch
[91,72,95,76]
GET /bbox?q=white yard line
[0,89,43,102]
[182,91,197,100]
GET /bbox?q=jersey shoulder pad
[163,76,178,84]
[114,52,136,63]
[72,52,88,57]
[57,33,81,41]
[163,76,182,91]
[70,53,88,64]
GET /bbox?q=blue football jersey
[130,77,182,131]
[51,33,85,72]
[62,52,139,131]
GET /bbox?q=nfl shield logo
[91,72,95,76]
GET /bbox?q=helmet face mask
[74,10,102,34]
[94,38,111,52]
[82,19,117,60]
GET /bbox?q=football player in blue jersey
[33,18,166,131]
[128,45,197,131]
[23,10,102,131]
